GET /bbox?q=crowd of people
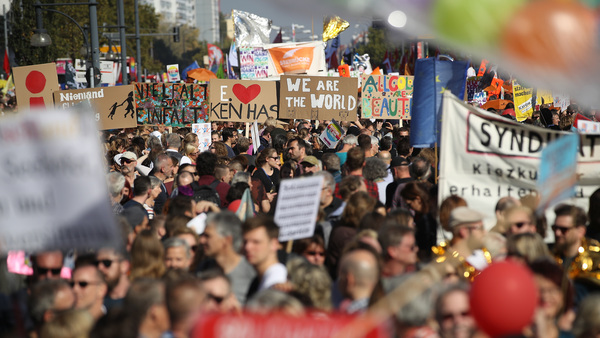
[2,114,600,338]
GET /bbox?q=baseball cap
[301,156,319,167]
[122,151,138,161]
[390,156,409,167]
[449,206,484,228]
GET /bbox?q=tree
[355,26,393,71]
[153,19,206,70]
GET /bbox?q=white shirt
[258,263,287,291]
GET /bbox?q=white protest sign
[192,123,211,152]
[439,92,600,226]
[577,120,600,133]
[252,121,260,154]
[274,175,324,241]
[0,108,120,253]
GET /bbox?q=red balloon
[470,260,538,337]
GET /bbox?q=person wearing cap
[301,156,321,174]
[386,156,412,210]
[432,206,491,281]
[116,151,139,194]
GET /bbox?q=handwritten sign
[54,85,137,130]
[361,74,413,119]
[279,75,358,121]
[209,79,278,123]
[135,82,209,126]
[466,76,481,102]
[13,63,60,111]
[192,123,211,152]
[239,46,269,79]
[274,175,324,241]
[166,64,180,82]
[319,119,343,148]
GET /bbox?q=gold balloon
[323,16,350,42]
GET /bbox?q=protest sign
[209,79,278,122]
[274,175,324,242]
[439,92,600,225]
[320,119,343,148]
[466,76,481,102]
[264,41,327,77]
[239,46,269,79]
[554,93,570,111]
[135,82,209,126]
[0,108,120,253]
[166,64,180,82]
[512,81,533,121]
[536,134,578,214]
[361,74,413,119]
[536,89,553,106]
[13,63,60,111]
[279,75,358,120]
[192,123,211,152]
[577,120,600,133]
[54,85,137,130]
[251,121,259,154]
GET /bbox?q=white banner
[439,92,600,226]
[0,108,120,253]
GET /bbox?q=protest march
[2,2,600,338]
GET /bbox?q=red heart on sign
[232,84,261,104]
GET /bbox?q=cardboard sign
[274,175,324,242]
[135,82,209,126]
[209,79,278,122]
[320,119,343,148]
[167,64,180,82]
[191,123,211,152]
[53,85,137,130]
[0,108,120,253]
[279,75,358,120]
[361,74,413,119]
[239,46,269,79]
[512,81,533,121]
[13,63,60,111]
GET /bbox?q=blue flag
[181,61,200,81]
[410,58,469,148]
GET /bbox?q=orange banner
[268,46,315,74]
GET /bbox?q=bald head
[339,249,379,287]
[377,151,391,165]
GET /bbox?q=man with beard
[96,247,130,310]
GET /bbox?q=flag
[382,51,392,74]
[325,36,339,70]
[228,42,238,67]
[216,62,226,79]
[3,49,10,75]
[181,61,200,81]
[207,44,224,73]
[273,28,282,43]
[410,58,469,148]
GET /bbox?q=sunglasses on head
[37,267,62,276]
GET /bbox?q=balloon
[470,260,538,337]
[501,1,596,72]
[432,0,526,46]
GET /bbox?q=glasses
[37,267,62,276]
[552,225,574,234]
[121,158,134,164]
[269,156,279,160]
[69,280,102,288]
[442,311,470,322]
[512,221,533,229]
[306,251,325,257]
[95,259,117,268]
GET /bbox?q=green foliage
[153,19,206,70]
[355,26,394,70]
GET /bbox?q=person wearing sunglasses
[435,283,477,338]
[503,205,537,236]
[70,264,108,321]
[198,269,240,313]
[292,235,327,267]
[96,247,130,311]
[32,250,65,282]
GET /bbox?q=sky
[220,0,374,45]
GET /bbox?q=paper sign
[239,46,269,79]
[192,123,211,152]
[0,108,120,253]
[577,120,600,133]
[274,175,324,241]
[53,85,137,130]
[251,121,259,154]
[209,79,278,122]
[554,93,570,111]
[279,75,358,121]
[319,119,343,148]
[473,92,487,106]
[166,64,181,82]
[536,89,553,106]
[361,74,413,119]
[466,76,481,102]
[536,133,579,214]
[512,81,533,121]
[135,82,209,126]
[13,63,60,111]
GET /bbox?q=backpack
[190,179,221,207]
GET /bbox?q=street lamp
[30,29,52,47]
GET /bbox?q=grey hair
[205,211,243,252]
[370,135,379,145]
[232,171,251,185]
[434,283,470,323]
[343,134,358,145]
[107,172,125,197]
[166,133,181,148]
[163,237,191,258]
[394,281,438,327]
[313,171,335,192]
[246,289,304,314]
[149,176,162,189]
[29,279,72,327]
[363,157,388,181]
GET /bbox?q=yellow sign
[512,80,533,122]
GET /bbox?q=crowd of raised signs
[2,113,600,338]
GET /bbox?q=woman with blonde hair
[180,143,199,165]
[506,232,552,264]
[129,229,165,280]
[287,258,333,312]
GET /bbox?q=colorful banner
[279,75,358,121]
[439,92,600,224]
[239,46,269,79]
[319,119,343,148]
[209,79,278,122]
[577,120,600,133]
[191,123,211,152]
[13,63,60,111]
[466,76,481,102]
[54,85,137,130]
[361,74,413,119]
[166,64,180,82]
[512,81,533,121]
[134,83,209,126]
